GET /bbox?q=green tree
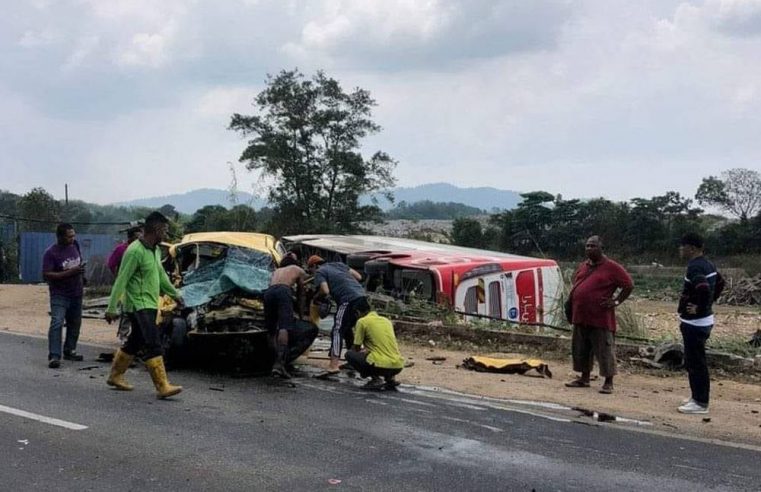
[229,69,396,234]
[18,188,60,232]
[158,204,180,221]
[492,191,554,255]
[451,218,484,248]
[0,190,20,217]
[228,204,257,231]
[696,168,761,221]
[185,205,231,233]
[60,200,94,232]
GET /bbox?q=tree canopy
[229,69,396,234]
[696,168,761,221]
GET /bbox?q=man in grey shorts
[565,236,633,394]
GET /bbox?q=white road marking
[0,404,88,431]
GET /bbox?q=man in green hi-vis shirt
[105,211,184,399]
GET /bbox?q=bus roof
[282,234,549,263]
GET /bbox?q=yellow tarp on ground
[462,356,552,378]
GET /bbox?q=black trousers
[124,309,163,360]
[285,319,319,365]
[263,285,295,336]
[345,350,401,380]
[330,297,365,358]
[680,322,711,407]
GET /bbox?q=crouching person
[283,319,319,372]
[345,299,404,391]
[104,212,184,399]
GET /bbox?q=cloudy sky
[2,0,761,205]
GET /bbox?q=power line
[0,213,136,226]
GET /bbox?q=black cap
[680,233,704,249]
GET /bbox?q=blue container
[20,232,121,284]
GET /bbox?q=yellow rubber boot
[106,349,134,391]
[144,356,183,399]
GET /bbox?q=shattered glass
[180,247,274,307]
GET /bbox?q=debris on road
[572,406,651,426]
[630,342,684,370]
[96,352,114,363]
[462,356,552,378]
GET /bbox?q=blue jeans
[48,295,83,360]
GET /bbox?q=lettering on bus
[515,270,537,324]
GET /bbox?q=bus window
[488,281,502,318]
[399,269,435,302]
[464,286,478,314]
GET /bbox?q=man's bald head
[587,235,603,247]
[585,235,604,262]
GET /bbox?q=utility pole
[65,184,69,206]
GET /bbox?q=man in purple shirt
[107,225,143,341]
[42,223,86,368]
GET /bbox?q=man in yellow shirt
[345,298,404,391]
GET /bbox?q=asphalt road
[1,331,760,491]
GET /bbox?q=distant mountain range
[367,183,521,212]
[113,188,265,214]
[113,183,522,214]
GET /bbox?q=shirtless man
[264,255,308,378]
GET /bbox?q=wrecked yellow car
[160,232,317,371]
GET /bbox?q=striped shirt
[678,256,717,327]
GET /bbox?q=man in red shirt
[565,236,633,394]
[107,225,143,276]
[106,225,143,342]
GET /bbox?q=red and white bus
[283,235,563,326]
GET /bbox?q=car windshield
[180,246,274,307]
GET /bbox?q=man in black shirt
[677,233,718,415]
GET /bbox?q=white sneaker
[682,397,694,405]
[678,401,708,414]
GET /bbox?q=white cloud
[674,0,761,36]
[283,0,571,69]
[62,34,100,71]
[17,29,55,48]
[116,23,175,68]
[196,86,258,118]
[711,0,761,36]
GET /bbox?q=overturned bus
[160,232,316,370]
[283,235,564,326]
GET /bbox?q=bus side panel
[536,268,544,324]
[541,266,564,326]
[504,272,518,321]
[515,270,537,324]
